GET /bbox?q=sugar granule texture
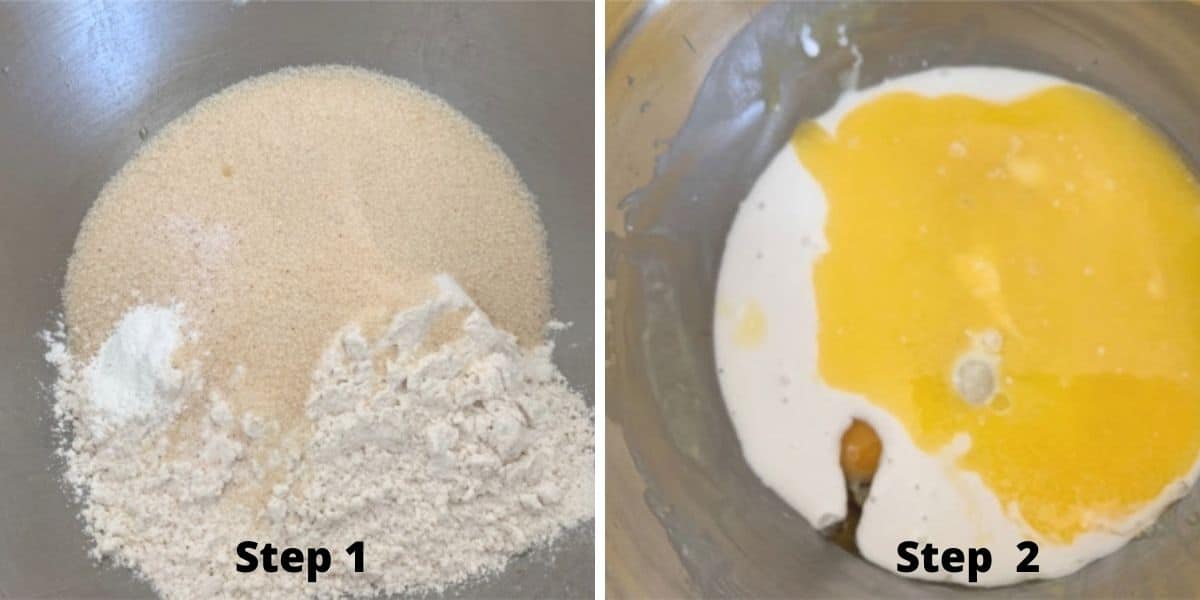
[48,66,591,599]
[64,65,551,449]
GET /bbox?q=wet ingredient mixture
[715,66,1200,585]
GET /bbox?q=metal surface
[0,3,593,598]
[608,2,1200,598]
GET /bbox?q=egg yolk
[794,85,1200,542]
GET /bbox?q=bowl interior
[0,4,593,598]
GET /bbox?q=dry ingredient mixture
[44,66,593,599]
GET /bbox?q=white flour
[79,305,187,436]
[46,275,593,599]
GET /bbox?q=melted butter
[794,85,1200,542]
[734,299,768,348]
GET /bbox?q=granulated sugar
[47,66,591,598]
[64,65,550,453]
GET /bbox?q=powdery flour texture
[46,66,593,599]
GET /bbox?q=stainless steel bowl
[0,3,593,598]
[608,3,1200,597]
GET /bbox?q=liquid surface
[794,84,1200,541]
[715,67,1200,585]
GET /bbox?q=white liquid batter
[714,67,1200,586]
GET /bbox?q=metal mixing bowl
[0,3,593,598]
[607,3,1200,597]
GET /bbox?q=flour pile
[46,276,593,599]
[65,305,189,436]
